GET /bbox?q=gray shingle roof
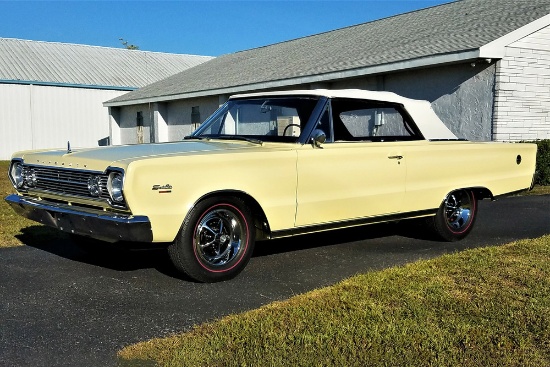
[0,38,213,89]
[107,0,550,104]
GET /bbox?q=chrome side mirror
[310,129,326,148]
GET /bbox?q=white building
[105,0,550,143]
[0,38,213,159]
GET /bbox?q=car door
[294,98,418,228]
[295,142,406,227]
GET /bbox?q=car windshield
[190,96,320,143]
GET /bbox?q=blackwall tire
[428,189,477,242]
[168,196,255,283]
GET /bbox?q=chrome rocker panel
[4,194,153,243]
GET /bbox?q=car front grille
[32,166,110,199]
[23,165,120,207]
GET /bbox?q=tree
[119,38,139,50]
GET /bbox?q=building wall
[166,97,220,141]
[331,62,496,141]
[113,103,153,145]
[493,25,550,141]
[110,63,503,144]
[387,63,495,141]
[0,84,126,159]
[111,96,220,145]
[112,62,496,144]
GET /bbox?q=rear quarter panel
[402,141,537,213]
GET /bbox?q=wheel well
[467,187,494,201]
[195,190,271,240]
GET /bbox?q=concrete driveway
[1,195,549,366]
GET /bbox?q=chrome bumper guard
[4,194,153,243]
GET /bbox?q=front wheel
[168,197,255,282]
[427,189,477,242]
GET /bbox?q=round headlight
[10,162,25,189]
[24,168,37,188]
[87,176,102,197]
[107,172,124,203]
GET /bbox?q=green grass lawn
[523,185,550,196]
[118,235,550,367]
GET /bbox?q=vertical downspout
[149,102,153,143]
[376,74,385,91]
[490,60,499,142]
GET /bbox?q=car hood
[15,140,259,172]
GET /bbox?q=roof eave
[479,13,550,58]
[0,79,137,91]
[104,50,483,107]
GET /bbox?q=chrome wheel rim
[194,208,243,267]
[444,190,473,232]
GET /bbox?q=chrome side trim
[4,194,152,243]
[270,209,438,239]
[24,190,115,209]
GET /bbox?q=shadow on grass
[15,219,436,282]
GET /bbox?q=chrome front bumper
[4,194,153,243]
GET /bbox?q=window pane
[332,99,413,140]
[194,97,319,141]
[340,108,409,138]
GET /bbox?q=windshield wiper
[212,135,263,145]
[183,136,210,141]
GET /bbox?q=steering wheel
[282,124,301,136]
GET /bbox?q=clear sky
[1,0,452,56]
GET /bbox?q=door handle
[388,155,403,160]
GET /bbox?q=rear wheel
[428,189,477,241]
[168,196,255,282]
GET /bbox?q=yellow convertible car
[5,90,537,282]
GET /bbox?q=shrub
[525,139,550,186]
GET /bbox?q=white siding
[0,85,33,158]
[493,25,550,141]
[0,84,126,159]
